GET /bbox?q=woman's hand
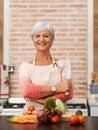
[56,79,73,94]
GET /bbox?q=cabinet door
[91,106,98,116]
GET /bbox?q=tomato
[69,115,79,125]
[78,115,86,124]
[50,115,60,123]
[28,105,35,112]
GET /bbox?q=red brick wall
[9,0,88,98]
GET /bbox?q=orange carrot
[8,115,38,124]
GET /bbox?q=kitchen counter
[1,108,24,116]
[0,116,98,130]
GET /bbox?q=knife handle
[65,91,69,96]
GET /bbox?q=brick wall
[9,0,88,98]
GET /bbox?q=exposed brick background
[9,0,88,98]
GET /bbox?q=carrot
[8,115,39,124]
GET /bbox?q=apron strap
[33,56,36,65]
[52,57,58,67]
[51,56,55,64]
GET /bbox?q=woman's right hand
[56,79,73,94]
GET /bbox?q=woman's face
[32,29,53,52]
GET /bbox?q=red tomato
[69,115,79,125]
[78,115,86,124]
[51,115,60,123]
[28,105,35,112]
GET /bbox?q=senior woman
[19,21,74,112]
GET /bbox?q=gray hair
[31,21,54,40]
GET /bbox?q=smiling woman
[2,0,93,100]
[19,21,74,112]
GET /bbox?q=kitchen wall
[7,0,88,98]
[94,0,98,72]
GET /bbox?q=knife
[65,55,71,95]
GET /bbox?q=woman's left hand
[56,79,73,94]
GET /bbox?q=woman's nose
[39,36,45,41]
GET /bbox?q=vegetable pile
[8,98,66,124]
[8,99,86,125]
[37,98,66,124]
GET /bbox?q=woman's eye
[35,35,39,37]
[44,35,49,38]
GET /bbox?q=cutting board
[60,112,73,121]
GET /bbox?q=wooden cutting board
[60,112,73,121]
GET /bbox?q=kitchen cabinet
[88,98,98,116]
[90,106,98,116]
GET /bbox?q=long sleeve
[54,86,74,102]
[19,63,42,99]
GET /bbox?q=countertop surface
[0,116,98,130]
